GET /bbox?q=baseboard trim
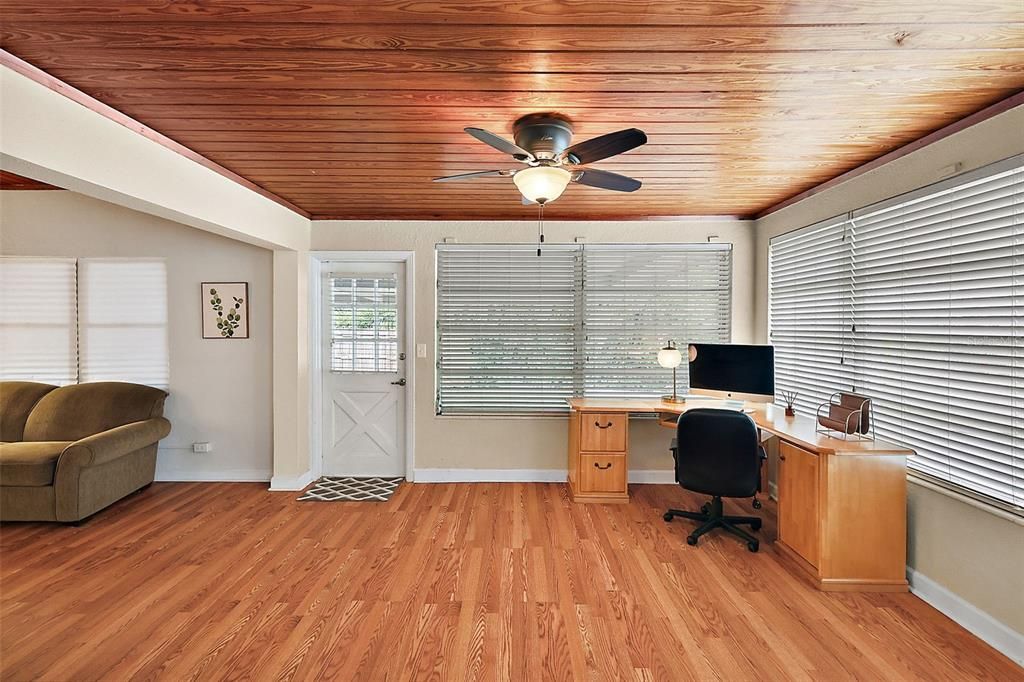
[155,469,271,483]
[628,469,676,484]
[907,567,1024,666]
[411,468,675,484]
[413,468,566,483]
[269,470,316,491]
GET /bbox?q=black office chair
[663,408,764,552]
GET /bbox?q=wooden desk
[567,397,913,592]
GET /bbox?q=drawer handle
[594,462,613,470]
[779,455,786,461]
[594,421,614,429]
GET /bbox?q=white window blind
[436,245,579,414]
[75,258,167,387]
[769,218,854,415]
[329,275,398,373]
[78,259,169,389]
[582,245,731,397]
[0,258,78,385]
[770,156,1023,510]
[436,243,733,414]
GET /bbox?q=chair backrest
[0,381,58,442]
[23,382,168,442]
[674,408,761,499]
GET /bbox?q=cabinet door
[778,442,820,568]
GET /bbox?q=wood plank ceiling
[1,1,1022,220]
[0,170,62,190]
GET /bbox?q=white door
[321,262,406,477]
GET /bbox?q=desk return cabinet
[775,440,908,592]
[568,411,630,503]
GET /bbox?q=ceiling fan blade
[572,168,642,192]
[432,170,507,182]
[562,128,647,165]
[464,127,535,160]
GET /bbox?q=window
[583,245,732,398]
[770,156,1023,510]
[329,275,398,372]
[79,259,169,387]
[768,218,853,415]
[436,243,732,415]
[0,258,78,385]
[0,257,169,389]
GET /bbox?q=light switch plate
[192,442,213,453]
[416,343,427,358]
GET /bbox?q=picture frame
[202,282,249,339]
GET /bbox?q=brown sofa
[0,381,171,522]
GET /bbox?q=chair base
[664,496,762,552]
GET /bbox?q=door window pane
[330,275,398,373]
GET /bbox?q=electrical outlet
[192,442,212,454]
[417,343,427,358]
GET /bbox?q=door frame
[309,251,416,481]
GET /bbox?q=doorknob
[390,378,406,386]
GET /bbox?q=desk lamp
[658,340,685,403]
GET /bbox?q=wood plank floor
[0,482,1018,681]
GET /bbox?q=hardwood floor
[0,482,1018,681]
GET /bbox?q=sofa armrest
[59,418,172,468]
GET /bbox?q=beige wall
[1,191,274,481]
[312,218,755,473]
[752,105,1024,636]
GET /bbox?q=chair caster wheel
[747,541,759,553]
[752,499,762,509]
[751,519,762,531]
[686,535,698,546]
[700,503,710,514]
[663,512,674,522]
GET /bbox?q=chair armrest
[59,418,172,468]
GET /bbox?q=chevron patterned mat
[297,476,403,502]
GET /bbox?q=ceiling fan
[432,113,647,205]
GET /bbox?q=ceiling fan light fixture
[513,166,571,204]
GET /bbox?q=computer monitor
[687,343,775,403]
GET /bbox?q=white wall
[753,105,1024,642]
[312,218,755,475]
[1,191,274,482]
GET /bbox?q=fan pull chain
[537,202,545,257]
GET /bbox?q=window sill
[907,473,1024,527]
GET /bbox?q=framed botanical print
[202,282,249,339]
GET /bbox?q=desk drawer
[579,413,627,452]
[578,454,627,494]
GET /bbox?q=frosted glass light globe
[658,346,683,369]
[513,166,571,204]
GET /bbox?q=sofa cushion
[23,382,167,442]
[0,382,58,442]
[0,441,72,487]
